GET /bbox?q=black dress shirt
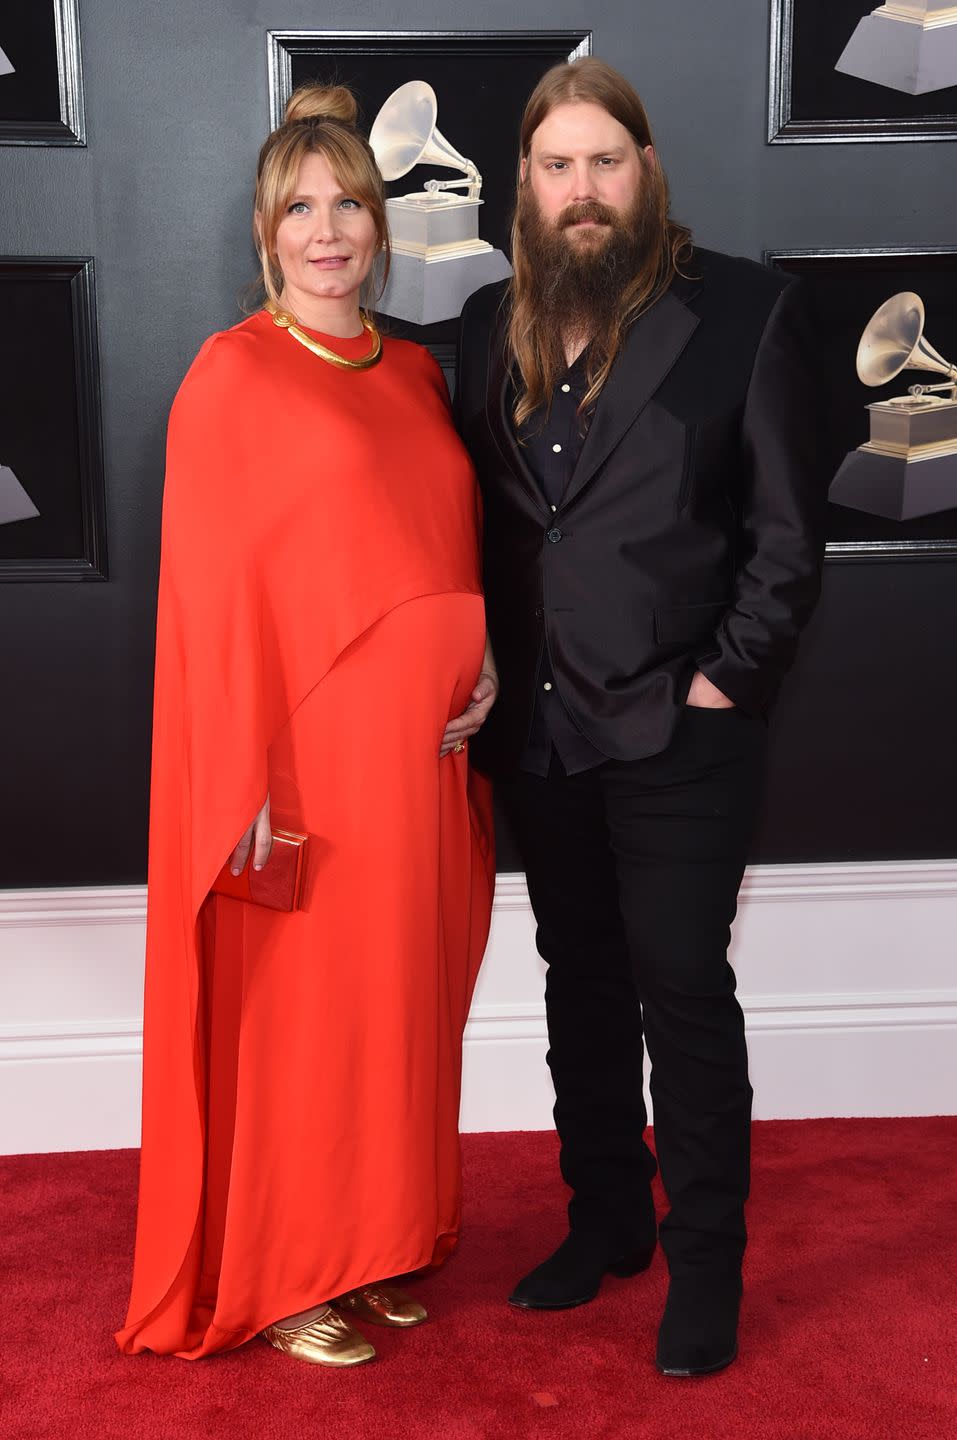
[512,355,607,776]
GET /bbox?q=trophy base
[386,194,484,252]
[830,446,957,519]
[0,464,39,525]
[376,247,512,327]
[391,237,495,262]
[836,11,957,96]
[867,394,957,453]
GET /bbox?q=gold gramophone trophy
[369,80,511,326]
[836,3,957,96]
[830,292,957,519]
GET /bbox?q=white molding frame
[2,862,957,1152]
[3,860,954,927]
[0,887,146,926]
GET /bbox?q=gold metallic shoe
[332,1283,428,1328]
[261,1304,376,1366]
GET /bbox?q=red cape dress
[116,310,494,1358]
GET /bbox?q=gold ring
[453,741,465,754]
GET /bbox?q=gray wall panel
[0,1,954,883]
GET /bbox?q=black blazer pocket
[654,600,729,647]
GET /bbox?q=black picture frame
[0,257,107,581]
[765,246,957,559]
[0,0,86,147]
[769,0,957,144]
[265,29,591,365]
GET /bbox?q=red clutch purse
[210,828,309,912]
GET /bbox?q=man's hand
[441,669,499,757]
[686,671,736,710]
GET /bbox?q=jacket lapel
[559,285,700,513]
[484,316,551,520]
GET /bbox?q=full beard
[515,188,657,344]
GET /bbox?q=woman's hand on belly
[228,792,273,874]
[440,637,499,758]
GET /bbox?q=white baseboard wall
[1,863,956,1154]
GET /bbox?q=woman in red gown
[115,83,496,1366]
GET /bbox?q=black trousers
[500,706,768,1278]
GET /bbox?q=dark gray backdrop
[1,0,955,886]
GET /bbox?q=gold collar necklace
[265,299,382,371]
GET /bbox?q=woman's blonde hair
[253,82,390,310]
[509,58,693,428]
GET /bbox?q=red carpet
[2,1120,955,1440]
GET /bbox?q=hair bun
[284,83,358,127]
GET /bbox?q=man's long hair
[508,59,693,430]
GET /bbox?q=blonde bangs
[253,119,391,311]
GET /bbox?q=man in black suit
[452,58,825,1376]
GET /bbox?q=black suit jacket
[455,247,827,778]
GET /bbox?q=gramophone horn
[856,290,957,388]
[369,79,478,187]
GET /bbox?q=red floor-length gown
[116,309,494,1358]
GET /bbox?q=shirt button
[552,443,562,453]
[546,527,563,543]
[550,505,557,512]
[543,682,553,692]
[561,383,571,393]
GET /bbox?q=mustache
[513,184,655,353]
[556,201,621,230]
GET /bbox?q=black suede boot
[508,1229,656,1310]
[655,1271,742,1376]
